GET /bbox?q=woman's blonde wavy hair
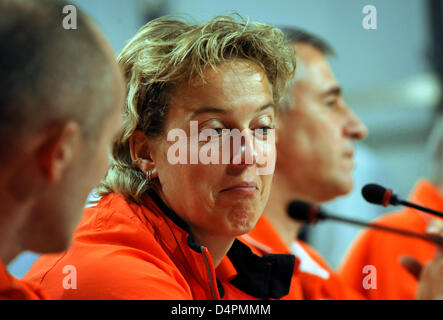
[96,14,297,204]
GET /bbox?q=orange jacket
[338,180,443,300]
[241,215,364,300]
[0,259,48,300]
[24,191,295,300]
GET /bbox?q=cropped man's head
[0,0,124,255]
[427,113,443,186]
[276,27,368,202]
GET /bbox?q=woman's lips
[221,182,258,195]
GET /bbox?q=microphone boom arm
[398,200,443,219]
[324,212,443,245]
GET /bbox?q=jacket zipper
[200,246,219,300]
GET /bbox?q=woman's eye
[213,128,224,135]
[199,118,225,137]
[254,126,274,139]
[200,127,224,139]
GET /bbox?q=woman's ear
[129,130,159,179]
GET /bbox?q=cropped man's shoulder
[373,209,423,230]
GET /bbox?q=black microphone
[287,200,443,245]
[362,183,443,219]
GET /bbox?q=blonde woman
[25,15,297,300]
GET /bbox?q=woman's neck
[151,186,234,268]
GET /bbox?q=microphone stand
[396,199,443,219]
[321,212,443,245]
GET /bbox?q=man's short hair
[0,0,116,158]
[279,26,335,56]
[278,26,335,112]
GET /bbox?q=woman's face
[151,59,276,242]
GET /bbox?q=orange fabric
[24,192,295,300]
[0,259,49,300]
[339,180,443,300]
[295,241,364,300]
[241,215,364,300]
[24,193,220,299]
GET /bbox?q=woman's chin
[226,208,261,236]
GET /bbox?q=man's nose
[344,107,368,140]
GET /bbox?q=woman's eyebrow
[190,103,274,119]
[191,107,227,118]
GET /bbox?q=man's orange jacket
[338,180,443,299]
[0,259,48,300]
[241,215,364,300]
[24,191,297,300]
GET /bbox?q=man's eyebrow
[191,103,275,118]
[322,86,342,98]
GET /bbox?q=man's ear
[38,121,82,183]
[129,130,158,179]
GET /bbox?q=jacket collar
[146,189,295,299]
[0,259,12,292]
[147,189,201,252]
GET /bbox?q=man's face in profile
[23,30,126,254]
[54,35,125,251]
[276,43,368,202]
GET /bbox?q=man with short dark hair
[242,27,369,299]
[243,27,443,300]
[0,0,124,299]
